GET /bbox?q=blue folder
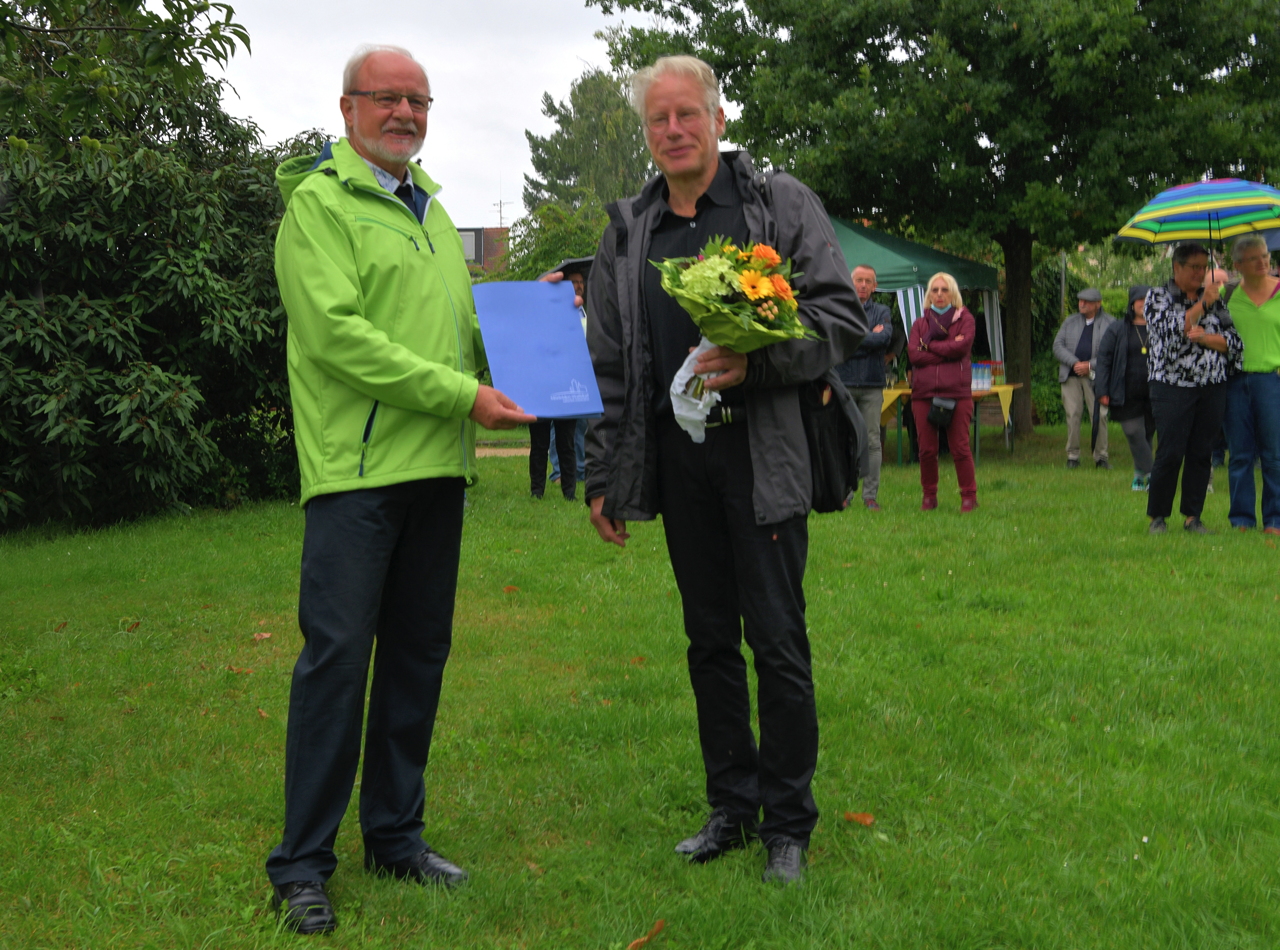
[472,281,604,420]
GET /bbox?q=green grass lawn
[3,424,1279,949]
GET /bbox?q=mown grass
[3,423,1279,949]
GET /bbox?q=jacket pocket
[358,400,379,476]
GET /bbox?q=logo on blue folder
[550,379,590,405]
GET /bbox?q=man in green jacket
[265,44,533,935]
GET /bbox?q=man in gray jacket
[836,264,894,509]
[1053,288,1116,468]
[584,55,865,886]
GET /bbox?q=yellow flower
[751,244,783,269]
[740,269,775,300]
[770,274,795,305]
[722,244,737,254]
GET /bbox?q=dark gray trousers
[266,478,464,885]
[657,417,819,846]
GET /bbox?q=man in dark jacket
[836,264,893,509]
[584,55,865,886]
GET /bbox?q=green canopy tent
[829,217,1004,360]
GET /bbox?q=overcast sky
[211,0,642,228]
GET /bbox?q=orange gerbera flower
[740,270,774,300]
[751,244,783,268]
[770,274,795,304]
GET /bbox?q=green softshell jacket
[275,139,485,506]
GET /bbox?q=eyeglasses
[1238,254,1270,266]
[346,90,433,114]
[645,108,707,133]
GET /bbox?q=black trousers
[657,418,819,845]
[529,420,578,499]
[1148,381,1227,521]
[266,478,464,885]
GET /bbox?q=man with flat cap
[1054,288,1116,468]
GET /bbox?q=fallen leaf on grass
[126,621,140,632]
[842,563,853,568]
[227,666,254,674]
[630,656,646,666]
[627,920,665,950]
[503,585,520,594]
[54,621,67,631]
[525,861,544,876]
[253,632,272,641]
[259,620,267,626]
[844,812,875,826]
[201,604,212,609]
[601,699,612,706]
[258,708,268,719]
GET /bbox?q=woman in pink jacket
[907,272,978,512]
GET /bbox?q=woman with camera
[1095,285,1155,491]
[908,272,977,512]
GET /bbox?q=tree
[503,189,610,281]
[590,0,1280,433]
[523,67,652,213]
[0,1,315,525]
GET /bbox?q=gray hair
[343,44,425,93]
[630,55,720,120]
[1231,233,1269,263]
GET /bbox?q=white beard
[352,123,424,167]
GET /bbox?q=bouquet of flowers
[652,237,817,441]
[652,236,818,353]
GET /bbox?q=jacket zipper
[350,181,467,478]
[358,400,379,476]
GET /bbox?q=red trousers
[911,398,977,501]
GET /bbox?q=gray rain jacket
[584,150,867,526]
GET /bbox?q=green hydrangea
[679,255,736,298]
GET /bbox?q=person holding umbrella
[1223,234,1280,534]
[1144,243,1243,534]
[1094,285,1155,491]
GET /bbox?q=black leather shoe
[1096,459,1111,470]
[272,881,337,935]
[674,807,758,863]
[366,847,468,888]
[1066,459,1080,469]
[761,837,806,885]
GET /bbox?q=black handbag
[926,396,956,429]
[799,372,865,513]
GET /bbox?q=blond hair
[927,272,964,309]
[630,55,720,119]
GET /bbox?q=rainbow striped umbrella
[1116,178,1280,244]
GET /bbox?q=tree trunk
[997,225,1035,436]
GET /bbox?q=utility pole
[493,177,513,228]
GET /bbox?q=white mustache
[382,121,419,135]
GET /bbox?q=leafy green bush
[0,2,315,526]
[1031,351,1065,426]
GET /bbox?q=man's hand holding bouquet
[653,236,816,440]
